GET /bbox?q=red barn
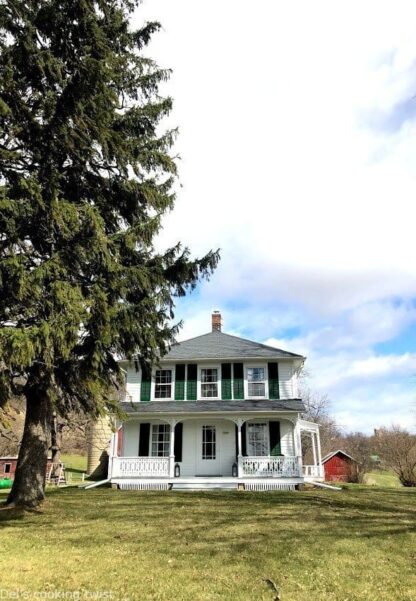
[0,457,18,479]
[0,457,55,480]
[322,450,358,482]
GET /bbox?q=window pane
[202,425,216,459]
[156,370,172,384]
[155,369,172,399]
[151,424,170,457]
[201,383,218,397]
[155,384,172,398]
[247,423,268,456]
[201,369,218,397]
[201,369,218,383]
[247,368,265,382]
[248,382,266,397]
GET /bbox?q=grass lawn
[364,470,401,487]
[1,486,415,601]
[61,454,87,472]
[61,454,87,483]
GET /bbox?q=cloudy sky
[135,0,416,433]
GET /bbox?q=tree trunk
[50,411,61,479]
[6,393,50,508]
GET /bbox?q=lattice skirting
[118,482,171,491]
[244,482,296,492]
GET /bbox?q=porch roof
[120,399,305,414]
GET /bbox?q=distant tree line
[301,383,416,486]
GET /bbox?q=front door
[196,424,221,475]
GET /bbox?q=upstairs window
[247,367,266,397]
[155,369,172,399]
[201,368,218,398]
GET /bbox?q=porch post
[108,430,117,479]
[237,419,243,477]
[316,428,323,477]
[293,421,303,477]
[311,432,317,466]
[169,420,176,477]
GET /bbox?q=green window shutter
[140,368,151,402]
[269,421,281,456]
[268,362,279,399]
[138,423,151,456]
[186,364,197,400]
[221,363,232,400]
[174,423,183,462]
[233,363,244,399]
[175,364,186,400]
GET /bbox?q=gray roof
[322,450,357,464]
[160,330,304,362]
[120,399,305,414]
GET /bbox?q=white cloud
[138,0,416,315]
[133,0,416,431]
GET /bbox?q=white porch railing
[302,464,324,478]
[111,457,170,478]
[241,456,302,478]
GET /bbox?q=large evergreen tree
[0,0,219,507]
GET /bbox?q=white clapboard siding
[122,421,140,456]
[280,420,295,455]
[126,364,141,403]
[180,420,197,476]
[279,363,293,399]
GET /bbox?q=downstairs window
[247,423,269,456]
[151,424,170,457]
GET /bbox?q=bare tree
[300,384,342,460]
[342,432,374,483]
[374,426,416,487]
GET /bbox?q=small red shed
[0,456,19,479]
[322,450,358,482]
[0,457,54,480]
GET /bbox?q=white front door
[196,424,222,475]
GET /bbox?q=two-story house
[107,312,323,490]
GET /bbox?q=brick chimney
[212,311,222,332]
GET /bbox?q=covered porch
[108,408,323,488]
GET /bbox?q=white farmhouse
[106,312,323,490]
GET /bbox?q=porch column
[316,428,323,477]
[311,432,317,466]
[169,420,176,477]
[237,419,243,477]
[108,430,117,479]
[293,421,303,477]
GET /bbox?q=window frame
[152,366,174,401]
[246,421,270,456]
[245,364,268,399]
[201,425,217,460]
[198,365,221,400]
[4,463,11,475]
[150,423,171,457]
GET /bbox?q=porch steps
[172,481,238,490]
[112,477,302,491]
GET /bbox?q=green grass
[61,454,87,483]
[364,470,401,487]
[61,454,87,472]
[1,486,416,601]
